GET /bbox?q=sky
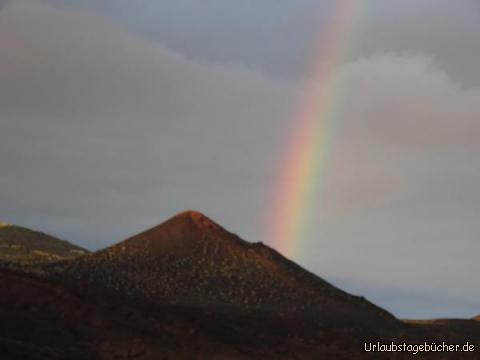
[1,0,479,319]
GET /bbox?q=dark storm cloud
[36,0,480,86]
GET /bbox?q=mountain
[50,211,397,331]
[0,223,88,264]
[1,211,480,359]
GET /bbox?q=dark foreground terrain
[1,212,479,359]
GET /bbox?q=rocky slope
[49,211,397,333]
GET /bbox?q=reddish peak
[171,210,220,230]
[174,210,209,221]
[110,210,232,256]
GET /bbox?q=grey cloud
[35,0,480,87]
[354,0,480,87]
[0,0,11,7]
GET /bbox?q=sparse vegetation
[0,224,88,265]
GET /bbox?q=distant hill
[0,223,88,264]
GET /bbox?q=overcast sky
[1,0,479,319]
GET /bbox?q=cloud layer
[33,0,480,87]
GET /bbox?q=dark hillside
[0,224,88,264]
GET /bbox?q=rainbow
[265,1,363,259]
